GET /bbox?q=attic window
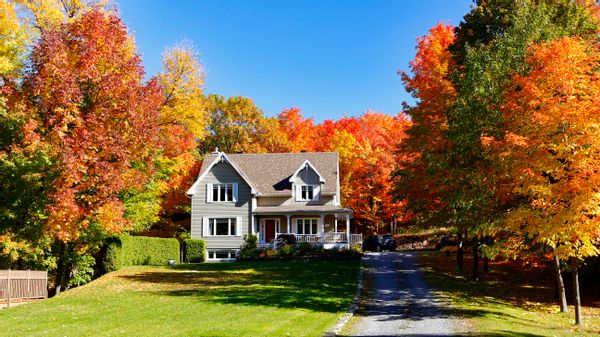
[301,185,314,201]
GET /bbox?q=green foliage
[276,244,296,257]
[239,234,259,258]
[102,239,122,273]
[67,254,96,288]
[103,235,180,271]
[183,239,206,263]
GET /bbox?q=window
[301,185,314,200]
[207,250,238,260]
[296,218,318,235]
[207,218,238,236]
[210,183,235,202]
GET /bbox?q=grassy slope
[419,252,600,336]
[0,260,360,337]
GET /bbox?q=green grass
[419,252,600,336]
[0,260,360,337]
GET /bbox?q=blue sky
[118,0,473,122]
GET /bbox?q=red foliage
[26,9,163,241]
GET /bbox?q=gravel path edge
[324,256,365,337]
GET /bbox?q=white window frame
[296,184,319,201]
[204,217,242,237]
[206,183,238,203]
[206,249,238,262]
[295,218,319,235]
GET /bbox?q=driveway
[342,251,457,337]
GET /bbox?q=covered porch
[252,206,361,249]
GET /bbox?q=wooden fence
[0,269,48,308]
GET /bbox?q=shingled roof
[196,152,339,196]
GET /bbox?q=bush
[240,234,259,258]
[184,239,206,263]
[276,244,296,257]
[102,235,180,271]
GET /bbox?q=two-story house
[186,150,357,261]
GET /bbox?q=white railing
[323,232,347,243]
[294,234,321,243]
[271,232,362,246]
[350,234,363,245]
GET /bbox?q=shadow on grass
[118,260,359,313]
[338,333,545,337]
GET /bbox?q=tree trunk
[472,236,479,281]
[457,231,464,271]
[573,262,581,327]
[553,252,568,313]
[54,242,73,296]
[483,257,489,273]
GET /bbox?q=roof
[194,152,339,196]
[254,205,351,215]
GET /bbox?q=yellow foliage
[158,41,208,140]
[0,0,28,74]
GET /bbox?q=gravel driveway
[342,251,457,337]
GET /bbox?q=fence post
[27,269,31,302]
[6,269,10,308]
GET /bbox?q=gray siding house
[186,150,355,261]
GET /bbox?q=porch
[252,205,360,249]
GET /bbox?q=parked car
[436,236,458,253]
[363,234,397,252]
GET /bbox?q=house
[186,150,360,261]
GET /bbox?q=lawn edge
[325,255,365,337]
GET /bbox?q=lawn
[0,260,360,337]
[418,252,600,336]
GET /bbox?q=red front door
[265,220,276,242]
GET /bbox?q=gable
[187,153,256,196]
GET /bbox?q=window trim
[204,217,241,237]
[211,183,235,202]
[297,184,319,201]
[295,218,319,235]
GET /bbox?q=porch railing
[270,232,363,247]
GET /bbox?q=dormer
[289,160,325,202]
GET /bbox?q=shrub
[184,239,206,263]
[240,234,259,258]
[296,242,314,256]
[276,244,296,257]
[102,235,180,271]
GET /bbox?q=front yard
[0,260,360,337]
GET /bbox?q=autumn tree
[483,37,600,326]
[202,94,284,154]
[22,9,162,290]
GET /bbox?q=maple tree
[21,9,163,290]
[483,37,600,326]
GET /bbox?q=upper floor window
[207,183,237,203]
[297,184,319,201]
[301,185,314,200]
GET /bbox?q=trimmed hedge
[103,235,180,272]
[183,239,206,263]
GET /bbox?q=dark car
[363,234,397,252]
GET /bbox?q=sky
[117,0,474,122]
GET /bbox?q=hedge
[183,239,206,263]
[103,235,180,272]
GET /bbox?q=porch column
[320,213,325,243]
[346,214,350,249]
[286,215,291,233]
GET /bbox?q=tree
[23,9,163,290]
[202,94,277,154]
[485,37,600,325]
